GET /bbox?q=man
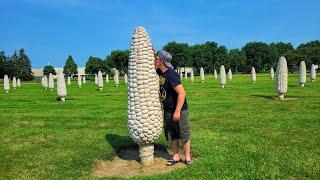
[154,50,192,166]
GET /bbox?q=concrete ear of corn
[4,75,10,93]
[127,26,163,165]
[251,67,256,83]
[299,61,306,87]
[49,73,54,91]
[57,73,67,101]
[270,67,274,80]
[220,65,226,88]
[200,67,204,83]
[98,71,103,90]
[276,56,288,100]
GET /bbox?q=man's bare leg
[172,139,180,160]
[183,140,191,161]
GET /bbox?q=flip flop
[185,159,193,166]
[166,158,181,166]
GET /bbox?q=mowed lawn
[0,74,319,179]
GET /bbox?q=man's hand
[173,110,181,121]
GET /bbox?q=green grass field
[0,74,319,179]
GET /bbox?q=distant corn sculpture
[98,71,104,91]
[220,65,226,88]
[106,74,109,83]
[124,74,128,85]
[251,67,256,84]
[95,74,98,85]
[299,61,306,87]
[310,64,316,82]
[57,72,67,102]
[67,76,71,86]
[17,78,21,87]
[44,76,48,89]
[78,75,82,88]
[49,73,54,92]
[4,75,10,93]
[270,67,274,80]
[214,69,218,80]
[200,67,204,83]
[191,69,194,83]
[83,76,86,84]
[12,77,17,89]
[276,56,288,100]
[114,70,119,87]
[228,69,232,81]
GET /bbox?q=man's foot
[184,159,193,166]
[166,158,181,166]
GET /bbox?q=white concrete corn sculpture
[191,69,194,83]
[4,75,10,93]
[228,69,232,81]
[41,77,44,88]
[57,72,67,102]
[220,65,226,88]
[95,74,98,85]
[310,64,316,82]
[78,75,82,88]
[180,71,183,80]
[124,74,128,85]
[44,76,48,89]
[270,67,274,80]
[67,76,71,86]
[12,77,17,89]
[276,56,288,100]
[251,67,256,84]
[214,69,218,80]
[98,70,103,91]
[185,70,188,79]
[17,78,21,87]
[114,70,119,87]
[83,76,86,84]
[49,73,54,92]
[106,74,109,83]
[127,27,163,165]
[299,61,306,87]
[200,67,204,83]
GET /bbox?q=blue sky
[1,0,319,68]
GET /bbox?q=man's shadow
[105,134,171,161]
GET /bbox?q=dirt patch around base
[94,146,187,178]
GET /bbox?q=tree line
[0,49,33,80]
[1,40,319,80]
[84,40,320,75]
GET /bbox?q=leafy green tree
[216,45,228,70]
[297,40,320,49]
[17,49,33,80]
[188,44,205,73]
[85,56,106,74]
[202,41,218,73]
[63,55,78,77]
[105,50,129,74]
[43,65,56,76]
[163,41,190,69]
[0,51,6,77]
[242,42,269,72]
[227,49,247,73]
[274,42,294,55]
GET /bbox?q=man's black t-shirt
[157,68,188,112]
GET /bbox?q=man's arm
[173,84,186,121]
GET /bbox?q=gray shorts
[164,110,190,143]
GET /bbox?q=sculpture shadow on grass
[251,94,276,100]
[251,94,298,100]
[105,134,171,161]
